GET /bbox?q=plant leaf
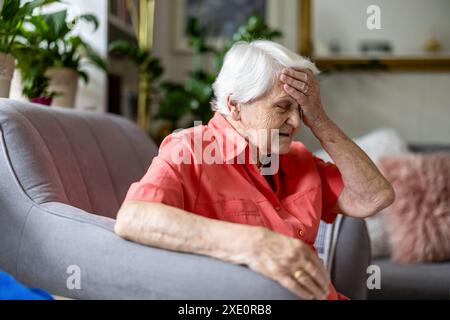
[78,69,89,83]
[43,9,69,41]
[19,0,58,16]
[77,13,98,31]
[82,41,106,71]
[1,0,20,21]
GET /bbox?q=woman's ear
[227,95,241,121]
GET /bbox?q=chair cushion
[369,258,450,300]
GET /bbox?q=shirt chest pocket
[197,199,265,227]
[282,188,323,243]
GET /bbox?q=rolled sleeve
[125,156,185,208]
[124,135,196,210]
[313,156,344,224]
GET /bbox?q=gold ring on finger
[303,84,309,94]
[293,269,304,280]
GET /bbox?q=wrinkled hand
[246,228,330,300]
[279,68,327,129]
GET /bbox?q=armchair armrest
[331,216,371,299]
[16,202,298,299]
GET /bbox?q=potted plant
[23,9,106,107]
[0,0,55,98]
[13,39,54,105]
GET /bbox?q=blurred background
[3,0,448,150]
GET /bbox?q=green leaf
[246,15,264,32]
[78,69,89,83]
[20,0,58,16]
[186,18,203,38]
[135,47,149,65]
[77,13,98,31]
[1,0,20,21]
[185,76,212,103]
[82,41,106,71]
[145,57,163,80]
[109,40,162,81]
[43,9,69,40]
[108,40,140,63]
[28,15,49,35]
[157,88,192,122]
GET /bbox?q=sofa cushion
[369,258,450,300]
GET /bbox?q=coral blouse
[125,112,346,300]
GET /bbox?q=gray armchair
[0,98,370,299]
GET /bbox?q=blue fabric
[0,270,53,300]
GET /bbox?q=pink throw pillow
[378,153,450,263]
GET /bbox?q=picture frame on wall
[172,0,296,54]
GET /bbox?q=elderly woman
[114,40,395,300]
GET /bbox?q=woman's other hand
[245,227,330,300]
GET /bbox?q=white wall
[298,72,450,151]
[154,0,450,151]
[314,0,450,56]
[302,0,450,150]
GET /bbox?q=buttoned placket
[251,161,306,240]
[209,113,307,241]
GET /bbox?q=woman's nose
[286,108,301,129]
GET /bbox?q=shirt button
[298,229,305,237]
[274,206,281,211]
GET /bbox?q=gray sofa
[0,98,370,299]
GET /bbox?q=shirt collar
[207,112,290,175]
[207,112,249,163]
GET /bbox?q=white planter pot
[9,69,27,102]
[0,52,15,98]
[47,67,79,108]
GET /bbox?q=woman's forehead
[269,83,296,104]
[251,80,296,106]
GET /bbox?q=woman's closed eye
[275,105,289,113]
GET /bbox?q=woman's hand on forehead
[279,67,327,129]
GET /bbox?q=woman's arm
[280,68,395,218]
[115,200,330,299]
[115,200,261,264]
[310,114,395,218]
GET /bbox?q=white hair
[211,40,320,115]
